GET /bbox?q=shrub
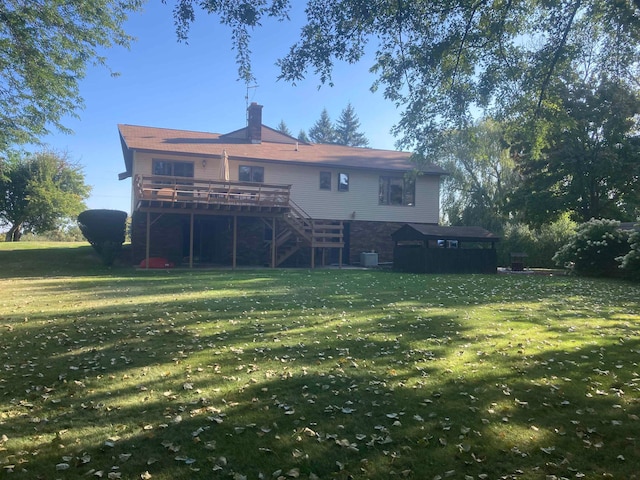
[78,209,127,265]
[498,215,576,268]
[21,225,85,242]
[553,218,630,277]
[619,221,640,281]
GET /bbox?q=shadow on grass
[4,336,639,479]
[2,251,640,479]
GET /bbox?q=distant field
[1,243,639,479]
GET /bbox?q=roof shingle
[118,124,447,176]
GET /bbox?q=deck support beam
[145,211,150,269]
[189,212,194,268]
[232,215,237,269]
[271,217,276,268]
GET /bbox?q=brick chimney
[247,102,263,144]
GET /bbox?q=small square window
[319,171,331,190]
[338,172,349,192]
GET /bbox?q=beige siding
[130,152,440,224]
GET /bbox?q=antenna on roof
[245,83,259,125]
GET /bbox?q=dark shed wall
[394,247,497,274]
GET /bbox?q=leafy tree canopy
[440,119,519,233]
[1,0,143,151]
[170,1,640,156]
[0,150,90,241]
[510,76,640,226]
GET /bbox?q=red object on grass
[139,257,175,268]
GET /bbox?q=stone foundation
[348,220,417,264]
[131,212,433,268]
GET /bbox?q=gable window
[153,160,194,178]
[319,171,331,190]
[379,176,415,206]
[239,165,264,183]
[338,172,349,192]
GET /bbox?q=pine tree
[335,103,369,147]
[308,109,336,144]
[297,130,310,143]
[276,120,292,136]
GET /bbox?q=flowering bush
[553,218,630,277]
[618,221,640,281]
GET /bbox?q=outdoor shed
[391,224,500,274]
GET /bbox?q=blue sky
[35,2,402,214]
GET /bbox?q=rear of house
[118,103,446,267]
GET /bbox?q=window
[338,172,349,192]
[153,160,194,178]
[239,165,264,183]
[319,171,331,190]
[379,176,415,206]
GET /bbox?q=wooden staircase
[270,200,345,267]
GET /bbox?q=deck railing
[134,175,292,210]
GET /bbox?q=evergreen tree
[308,109,336,144]
[276,120,292,136]
[297,130,310,143]
[334,103,369,147]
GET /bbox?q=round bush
[78,209,127,265]
[553,218,630,277]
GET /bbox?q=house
[118,103,446,268]
[391,224,500,274]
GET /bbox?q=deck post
[232,215,237,269]
[271,217,276,268]
[339,221,343,268]
[145,211,150,269]
[310,223,315,268]
[189,212,194,268]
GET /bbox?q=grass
[1,243,639,479]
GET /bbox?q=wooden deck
[134,175,292,214]
[134,175,343,268]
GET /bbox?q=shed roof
[391,224,500,243]
[118,124,447,180]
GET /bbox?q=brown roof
[118,124,447,179]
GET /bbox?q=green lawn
[1,243,639,479]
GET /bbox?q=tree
[308,108,336,144]
[0,0,142,151]
[276,120,293,136]
[334,103,369,147]
[438,119,519,233]
[170,1,640,157]
[0,150,90,241]
[297,129,310,143]
[510,76,640,226]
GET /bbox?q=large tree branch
[536,0,582,115]
[452,0,487,89]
